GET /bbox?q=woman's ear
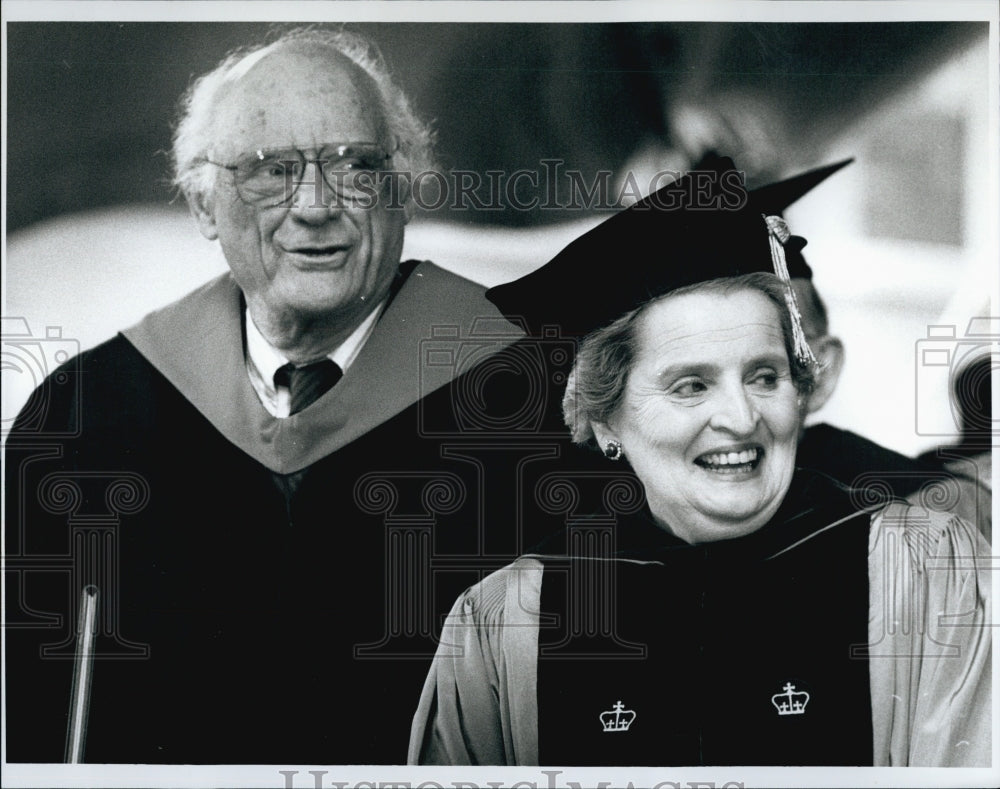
[806,334,845,414]
[590,420,621,452]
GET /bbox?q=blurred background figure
[913,309,995,531]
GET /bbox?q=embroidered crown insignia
[771,682,809,715]
[600,700,636,732]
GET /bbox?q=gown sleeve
[408,557,544,765]
[868,502,992,766]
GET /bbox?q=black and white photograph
[2,1,997,788]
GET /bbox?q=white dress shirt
[244,304,383,418]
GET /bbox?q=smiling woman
[407,155,991,767]
[586,282,804,544]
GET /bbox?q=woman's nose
[708,385,759,436]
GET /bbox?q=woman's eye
[749,370,780,389]
[670,379,707,397]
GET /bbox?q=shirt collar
[121,264,523,474]
[244,301,384,397]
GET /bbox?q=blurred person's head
[791,277,844,418]
[946,311,996,448]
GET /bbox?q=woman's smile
[694,444,764,474]
[596,288,801,543]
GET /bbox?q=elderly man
[5,29,524,764]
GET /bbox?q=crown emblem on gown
[600,701,636,732]
[771,682,810,715]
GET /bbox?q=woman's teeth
[697,448,761,470]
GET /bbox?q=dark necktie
[273,359,343,415]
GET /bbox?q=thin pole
[65,585,98,763]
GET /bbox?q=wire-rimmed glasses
[199,140,397,208]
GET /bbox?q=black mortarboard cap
[748,156,853,280]
[486,154,853,341]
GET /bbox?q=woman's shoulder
[869,498,989,563]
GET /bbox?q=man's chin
[260,289,360,324]
[269,272,357,309]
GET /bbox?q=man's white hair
[171,27,436,203]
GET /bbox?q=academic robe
[798,423,990,537]
[409,469,992,767]
[4,260,595,764]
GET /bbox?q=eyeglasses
[200,140,397,208]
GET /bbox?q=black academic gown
[799,423,946,497]
[4,261,594,764]
[798,422,990,535]
[409,468,991,766]
[532,469,875,766]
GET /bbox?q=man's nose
[288,162,341,221]
[708,384,760,436]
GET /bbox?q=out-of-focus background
[3,21,996,456]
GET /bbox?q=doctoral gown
[409,469,992,766]
[4,261,600,764]
[798,422,990,537]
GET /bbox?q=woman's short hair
[171,26,436,203]
[562,272,817,446]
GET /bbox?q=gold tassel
[764,215,817,367]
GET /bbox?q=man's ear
[188,189,219,241]
[806,334,845,414]
[398,177,415,224]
